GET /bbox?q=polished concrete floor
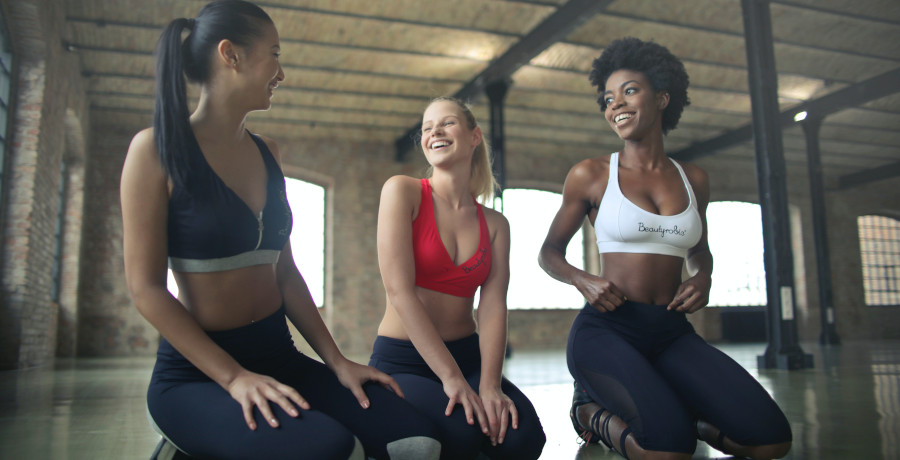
[1,340,898,459]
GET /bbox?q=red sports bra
[413,178,491,297]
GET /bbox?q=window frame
[0,5,16,231]
[858,214,900,307]
[498,187,587,310]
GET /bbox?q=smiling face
[239,21,284,111]
[420,99,482,169]
[602,69,669,141]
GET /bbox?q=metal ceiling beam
[395,0,614,161]
[838,160,900,189]
[670,66,900,162]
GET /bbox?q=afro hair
[589,37,690,134]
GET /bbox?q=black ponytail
[153,18,194,190]
[152,0,274,190]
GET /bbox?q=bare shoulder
[380,175,422,211]
[675,160,709,191]
[563,154,613,204]
[126,127,156,159]
[254,133,282,163]
[481,206,510,237]
[570,155,611,179]
[382,175,421,195]
[121,127,168,208]
[674,159,710,205]
[566,154,613,189]
[123,128,164,179]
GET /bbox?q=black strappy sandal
[569,381,602,445]
[696,419,727,451]
[570,380,633,458]
[591,409,631,459]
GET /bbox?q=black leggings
[147,307,439,460]
[567,302,792,454]
[369,334,546,460]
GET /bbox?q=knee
[347,437,365,460]
[626,431,695,460]
[640,452,693,460]
[497,427,546,460]
[386,436,441,460]
[439,432,483,459]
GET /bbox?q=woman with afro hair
[538,37,792,459]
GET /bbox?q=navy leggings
[369,334,546,460]
[147,307,439,460]
[567,302,792,454]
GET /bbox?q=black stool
[150,438,193,460]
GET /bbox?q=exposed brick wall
[55,113,88,357]
[0,0,90,369]
[75,126,155,356]
[54,160,85,356]
[507,309,578,351]
[275,133,425,356]
[826,178,900,340]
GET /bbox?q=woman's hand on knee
[333,358,405,409]
[479,387,519,446]
[442,376,489,435]
[226,369,309,430]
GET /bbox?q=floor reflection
[1,340,898,459]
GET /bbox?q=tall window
[285,177,325,307]
[0,8,13,212]
[858,215,900,306]
[167,177,327,309]
[502,188,584,309]
[706,201,767,307]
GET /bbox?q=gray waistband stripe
[168,250,281,273]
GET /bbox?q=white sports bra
[594,153,702,258]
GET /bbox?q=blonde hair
[421,97,499,204]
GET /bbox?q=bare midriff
[378,287,477,341]
[172,264,283,331]
[600,252,685,305]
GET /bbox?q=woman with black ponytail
[120,1,440,459]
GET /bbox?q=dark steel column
[741,0,813,370]
[801,116,841,345]
[485,79,511,200]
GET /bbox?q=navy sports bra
[167,132,293,272]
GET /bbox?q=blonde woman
[369,97,545,459]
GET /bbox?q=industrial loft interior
[0,1,898,459]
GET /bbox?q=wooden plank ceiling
[67,0,900,186]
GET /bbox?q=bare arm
[476,209,517,445]
[669,163,713,312]
[377,176,488,431]
[538,160,626,312]
[275,240,403,405]
[262,139,402,407]
[121,129,303,430]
